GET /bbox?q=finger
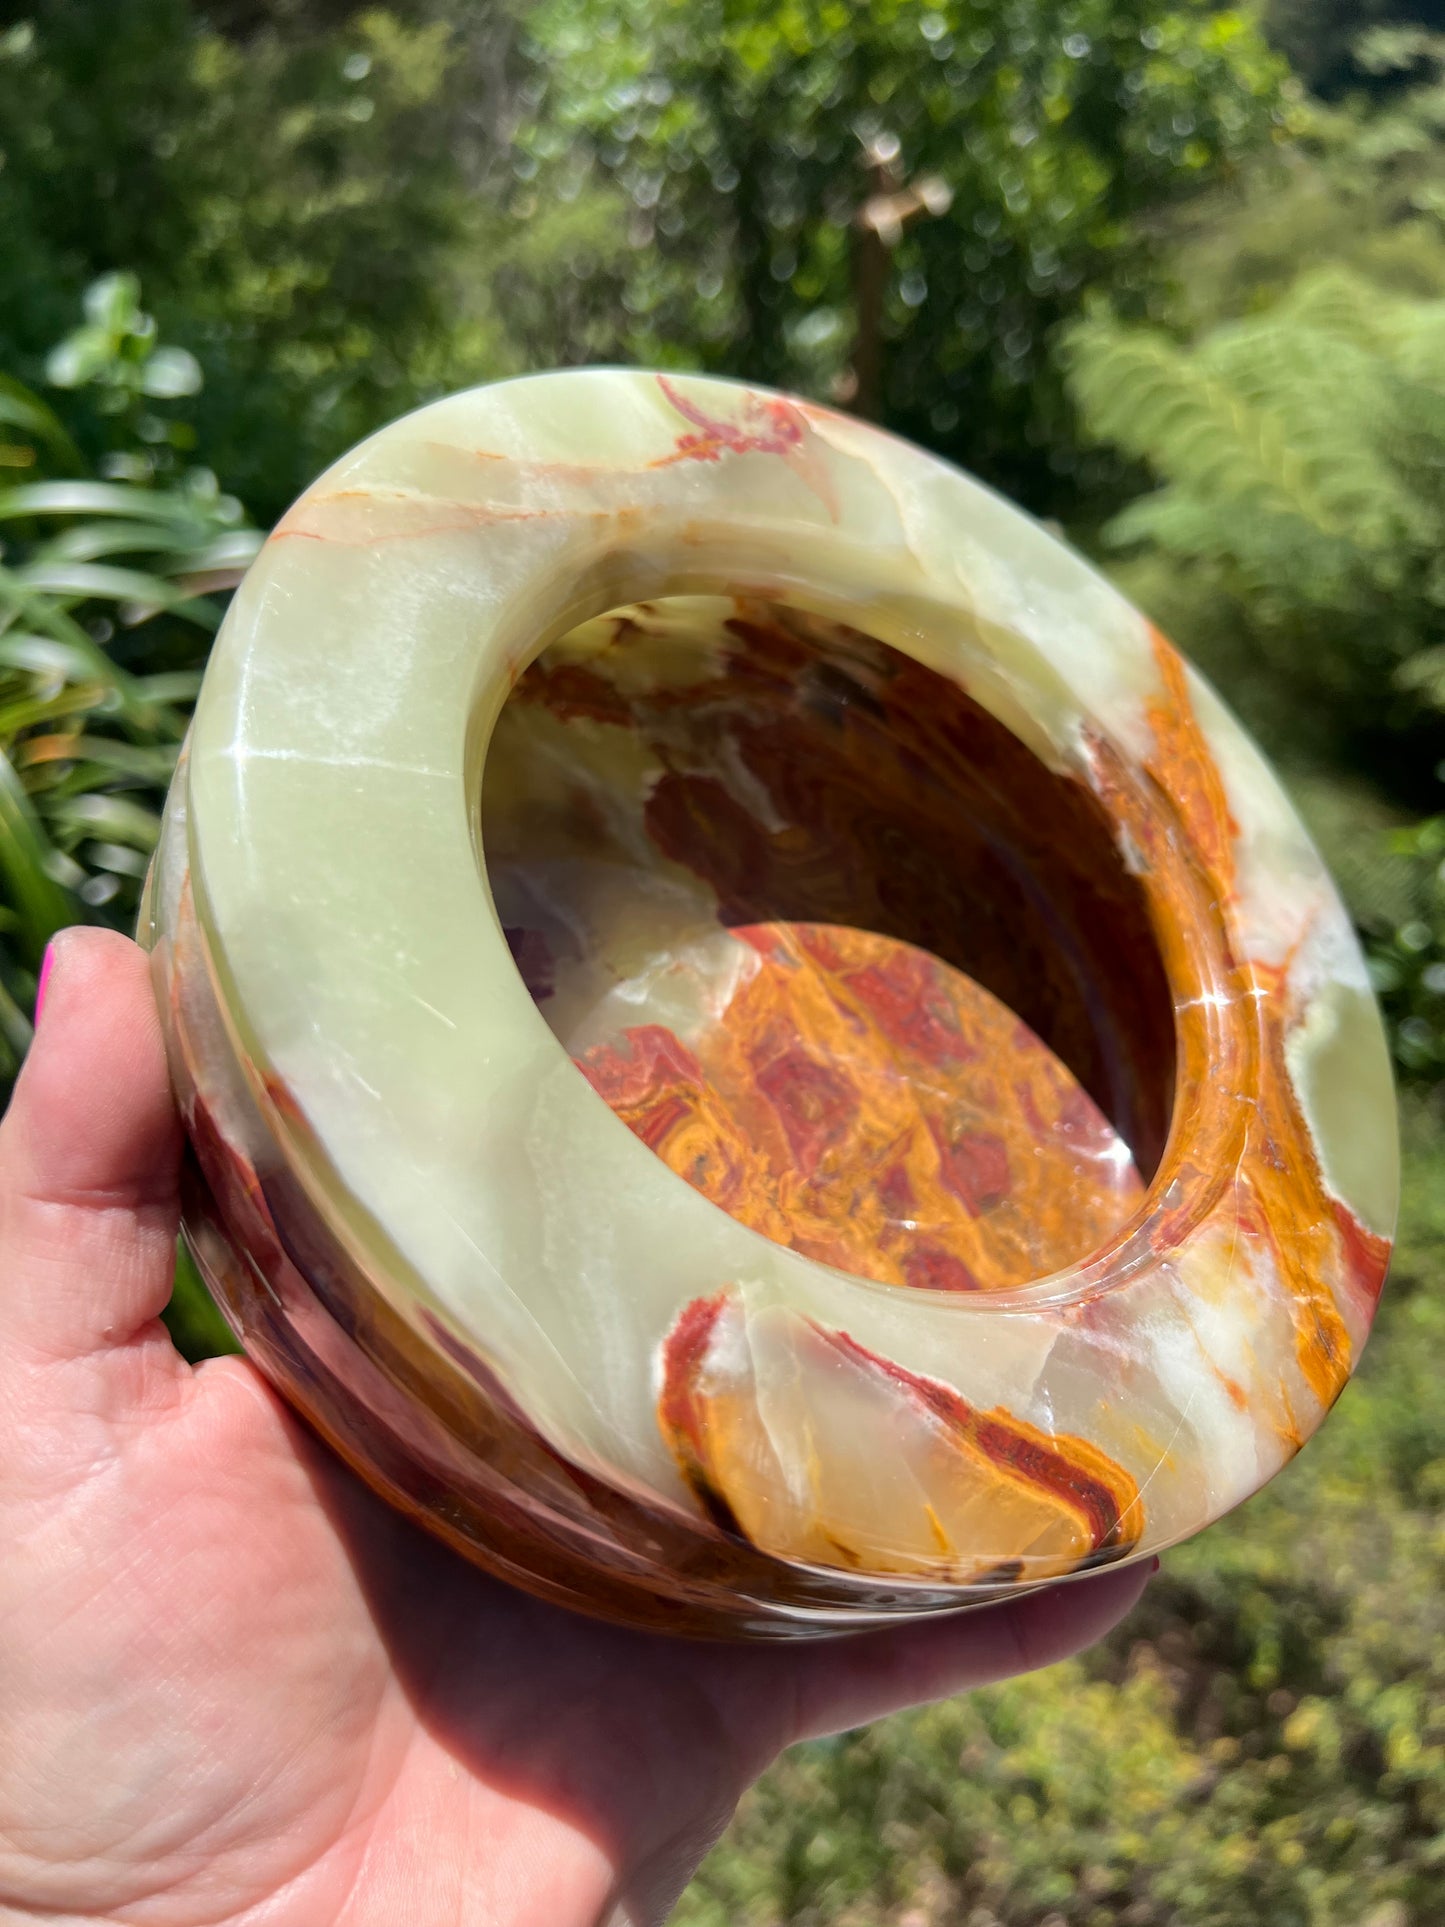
[0,927,183,1369]
[784,1559,1153,1741]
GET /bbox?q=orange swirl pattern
[657,1290,1142,1582]
[511,603,1177,1174]
[577,922,1142,1294]
[498,602,1166,1577]
[1089,636,1391,1411]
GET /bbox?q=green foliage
[46,273,202,444]
[680,1664,1198,1927]
[165,1241,242,1361]
[1057,33,1445,783]
[521,0,1289,506]
[1357,813,1445,1082]
[1068,262,1445,778]
[1145,29,1445,345]
[0,0,1295,519]
[0,3,519,522]
[0,278,258,1091]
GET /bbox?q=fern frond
[1202,322,1438,553]
[1068,318,1365,554]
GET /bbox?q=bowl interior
[481,595,1176,1294]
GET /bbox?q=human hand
[0,928,1151,1927]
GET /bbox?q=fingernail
[1149,1556,1162,1574]
[34,941,56,1026]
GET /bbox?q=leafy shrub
[1264,0,1443,100]
[1067,263,1445,773]
[1356,814,1445,1082]
[1061,35,1445,784]
[0,276,258,1092]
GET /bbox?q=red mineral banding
[575,920,1143,1295]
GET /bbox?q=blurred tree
[198,0,427,28]
[1140,25,1445,341]
[0,2,528,520]
[1263,0,1445,100]
[0,5,201,357]
[520,0,1289,510]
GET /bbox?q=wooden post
[843,134,952,421]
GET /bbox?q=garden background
[1,3,1442,1921]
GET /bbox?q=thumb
[0,928,183,1376]
[781,1558,1154,1742]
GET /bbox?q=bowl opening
[480,594,1176,1294]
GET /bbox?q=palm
[0,933,1148,1927]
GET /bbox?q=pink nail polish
[34,942,55,1025]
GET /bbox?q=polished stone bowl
[142,371,1397,1638]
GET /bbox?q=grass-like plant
[0,275,259,1093]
